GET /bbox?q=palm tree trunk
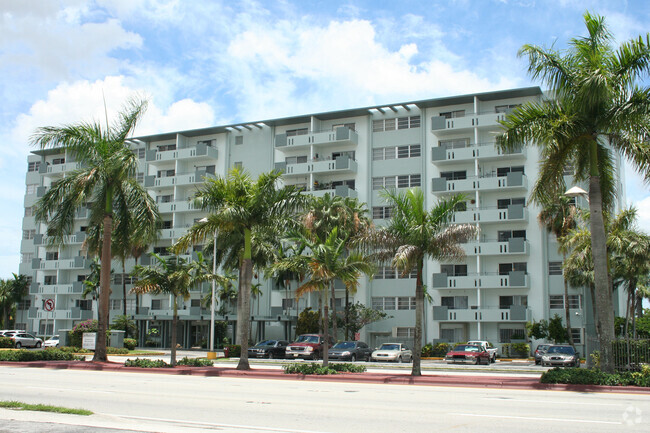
[323,287,330,368]
[93,213,113,362]
[412,261,424,376]
[345,290,350,341]
[330,281,337,342]
[171,297,178,366]
[589,174,616,373]
[563,253,574,346]
[122,259,127,318]
[236,228,253,371]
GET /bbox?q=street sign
[44,299,55,311]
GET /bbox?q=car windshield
[454,345,480,352]
[547,346,575,355]
[295,335,319,343]
[255,340,276,347]
[379,344,400,351]
[333,342,355,349]
[47,336,58,341]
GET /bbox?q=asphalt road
[1,366,648,433]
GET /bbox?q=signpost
[82,332,97,351]
[44,299,54,339]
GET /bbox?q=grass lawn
[0,401,92,416]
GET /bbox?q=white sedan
[43,335,60,348]
[370,343,413,363]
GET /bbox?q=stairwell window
[549,261,563,275]
[372,206,393,220]
[372,116,420,132]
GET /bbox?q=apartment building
[17,87,626,353]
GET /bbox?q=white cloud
[632,196,650,235]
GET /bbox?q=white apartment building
[18,87,626,353]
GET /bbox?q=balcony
[275,127,359,150]
[431,271,529,289]
[30,281,84,295]
[28,307,93,320]
[39,162,81,176]
[431,142,524,164]
[462,238,529,256]
[449,205,528,224]
[432,306,530,322]
[304,185,358,199]
[432,172,527,194]
[160,226,191,240]
[275,155,358,178]
[158,200,198,213]
[144,169,215,189]
[33,232,86,246]
[32,256,89,271]
[146,142,218,163]
[431,111,509,136]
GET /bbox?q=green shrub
[224,344,241,357]
[431,342,453,357]
[540,366,650,387]
[57,346,92,354]
[421,344,433,357]
[0,337,13,348]
[502,343,530,358]
[123,338,137,351]
[176,357,214,367]
[69,319,98,348]
[106,347,129,355]
[0,349,83,362]
[124,358,171,368]
[283,362,366,375]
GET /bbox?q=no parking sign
[44,299,55,311]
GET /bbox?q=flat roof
[134,86,542,142]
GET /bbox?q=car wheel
[397,356,402,363]
[15,342,21,348]
[535,360,540,365]
[351,354,357,362]
[312,352,318,361]
[268,352,274,359]
[36,342,42,348]
[473,357,479,365]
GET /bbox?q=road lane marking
[482,397,622,406]
[111,414,336,433]
[451,413,620,425]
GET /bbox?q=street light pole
[199,217,217,360]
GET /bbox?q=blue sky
[1,0,649,278]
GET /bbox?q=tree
[273,226,375,367]
[362,188,477,376]
[296,307,320,335]
[335,302,390,338]
[538,193,578,346]
[0,274,29,328]
[497,13,650,372]
[32,98,160,362]
[173,168,306,370]
[132,253,212,365]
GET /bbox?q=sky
[1,0,649,279]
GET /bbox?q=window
[568,295,581,309]
[439,138,469,149]
[197,139,215,147]
[497,166,525,177]
[397,174,420,188]
[372,176,395,190]
[44,275,57,285]
[158,143,176,152]
[45,251,58,261]
[110,299,122,310]
[282,298,295,310]
[157,169,175,178]
[332,123,355,131]
[161,221,172,229]
[234,162,243,169]
[21,253,33,264]
[398,297,416,310]
[498,262,527,275]
[374,144,420,160]
[157,194,173,204]
[286,128,308,137]
[441,296,468,310]
[439,110,465,119]
[499,295,528,309]
[136,172,144,183]
[495,104,520,113]
[372,206,393,220]
[285,155,308,164]
[371,297,396,311]
[153,246,170,256]
[396,327,415,338]
[549,261,563,275]
[151,299,164,310]
[24,207,34,217]
[26,184,38,195]
[28,161,40,172]
[563,165,574,176]
[497,197,525,209]
[372,116,420,132]
[398,268,418,279]
[52,157,65,165]
[23,230,35,240]
[76,299,92,310]
[137,148,146,159]
[113,274,136,285]
[440,264,468,276]
[440,171,467,181]
[17,299,31,310]
[549,295,564,309]
[570,328,582,344]
[499,328,525,343]
[497,230,526,241]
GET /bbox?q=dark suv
[534,344,551,365]
[285,334,334,360]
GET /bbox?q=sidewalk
[2,359,649,395]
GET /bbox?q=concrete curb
[2,360,649,394]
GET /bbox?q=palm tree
[0,274,29,328]
[272,226,375,367]
[363,188,477,376]
[173,168,306,370]
[31,98,160,362]
[538,193,579,346]
[497,13,650,372]
[132,253,212,365]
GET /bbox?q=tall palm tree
[32,98,159,362]
[0,274,29,329]
[538,193,578,346]
[132,253,212,365]
[497,13,650,372]
[363,188,477,376]
[272,226,375,367]
[173,168,306,370]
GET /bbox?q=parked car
[328,341,373,362]
[0,330,21,337]
[445,344,491,365]
[285,334,334,360]
[247,340,288,359]
[370,343,412,363]
[467,340,498,363]
[541,345,580,367]
[10,332,43,348]
[534,344,551,365]
[43,335,60,348]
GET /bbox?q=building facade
[18,87,626,353]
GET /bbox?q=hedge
[283,362,366,375]
[124,358,171,368]
[541,366,650,387]
[224,344,241,357]
[0,337,13,348]
[176,357,214,367]
[0,349,84,362]
[124,338,137,351]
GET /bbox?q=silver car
[541,345,580,367]
[370,343,412,363]
[11,332,43,348]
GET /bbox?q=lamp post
[199,217,217,359]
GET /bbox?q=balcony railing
[146,142,218,163]
[462,238,529,255]
[432,271,529,289]
[275,127,359,150]
[275,155,358,177]
[449,204,528,224]
[431,110,511,135]
[431,141,524,164]
[432,172,527,194]
[432,305,530,322]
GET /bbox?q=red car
[445,344,491,365]
[285,334,334,360]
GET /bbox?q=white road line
[110,414,336,433]
[451,413,621,425]
[482,397,622,406]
